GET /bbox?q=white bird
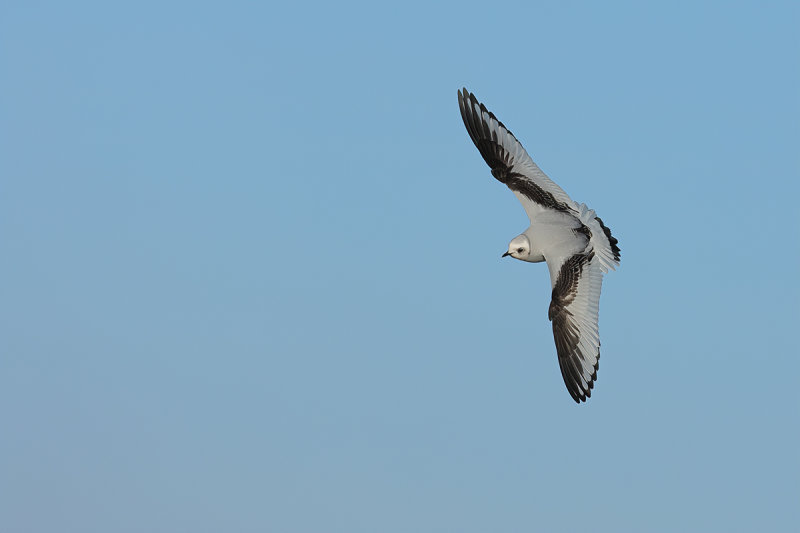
[458,88,621,403]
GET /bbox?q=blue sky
[1,1,798,531]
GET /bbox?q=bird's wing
[546,250,604,403]
[458,88,576,221]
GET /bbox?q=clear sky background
[2,1,798,532]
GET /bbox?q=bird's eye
[517,247,524,253]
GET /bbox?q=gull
[457,88,621,403]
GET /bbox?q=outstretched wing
[457,88,576,219]
[547,251,604,403]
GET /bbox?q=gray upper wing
[458,88,576,219]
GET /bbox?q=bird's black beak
[502,251,511,258]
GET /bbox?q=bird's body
[458,88,620,403]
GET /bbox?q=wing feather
[548,251,604,403]
[457,88,576,219]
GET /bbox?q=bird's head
[502,234,531,261]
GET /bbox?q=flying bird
[457,88,621,403]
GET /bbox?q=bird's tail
[576,203,621,273]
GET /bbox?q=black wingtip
[457,89,516,174]
[458,87,471,106]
